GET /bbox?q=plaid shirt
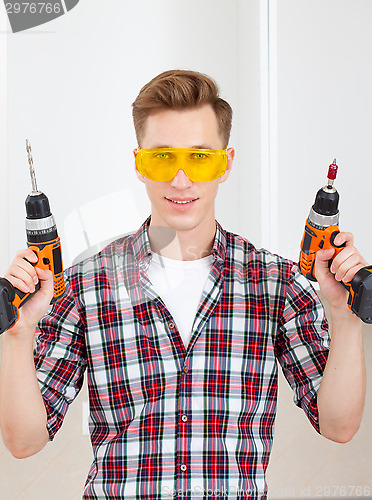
[34,217,330,500]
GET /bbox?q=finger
[331,246,367,274]
[35,267,53,283]
[5,275,33,294]
[333,253,366,283]
[12,252,39,279]
[35,268,54,301]
[317,248,335,264]
[314,248,335,280]
[15,256,39,285]
[342,263,365,284]
[5,252,39,292]
[333,231,354,247]
[16,248,39,265]
[6,263,39,293]
[330,245,357,272]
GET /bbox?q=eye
[155,153,171,160]
[192,153,208,160]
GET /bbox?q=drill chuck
[25,191,51,219]
[25,191,58,243]
[312,185,339,217]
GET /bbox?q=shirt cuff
[38,384,70,441]
[297,389,321,434]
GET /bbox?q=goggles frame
[135,147,228,182]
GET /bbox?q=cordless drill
[0,141,64,335]
[299,159,372,324]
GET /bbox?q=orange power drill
[0,141,64,335]
[300,159,372,323]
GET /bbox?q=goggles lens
[135,148,228,182]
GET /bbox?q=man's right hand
[3,248,54,336]
[0,248,52,458]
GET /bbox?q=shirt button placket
[177,359,190,491]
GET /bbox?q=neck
[148,219,216,261]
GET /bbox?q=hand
[3,248,54,336]
[314,232,367,315]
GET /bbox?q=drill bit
[327,158,338,188]
[26,140,38,193]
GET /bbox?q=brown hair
[132,70,233,148]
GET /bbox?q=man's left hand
[314,232,367,314]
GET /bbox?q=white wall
[0,6,8,270]
[272,0,372,263]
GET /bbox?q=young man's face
[134,104,234,234]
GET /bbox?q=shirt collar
[211,220,227,265]
[132,216,227,267]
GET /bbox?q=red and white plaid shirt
[34,217,329,500]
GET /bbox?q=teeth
[169,199,193,204]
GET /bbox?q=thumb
[314,248,335,281]
[36,267,53,283]
[35,267,54,298]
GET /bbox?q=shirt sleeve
[34,270,87,440]
[276,263,330,433]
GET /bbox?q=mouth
[165,197,199,209]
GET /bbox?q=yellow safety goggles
[135,147,228,182]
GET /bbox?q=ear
[133,148,145,184]
[218,147,235,184]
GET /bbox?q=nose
[170,168,193,188]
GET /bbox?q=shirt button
[181,415,188,422]
[180,464,187,472]
[168,322,175,329]
[183,366,189,373]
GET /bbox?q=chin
[164,214,200,232]
[151,198,212,233]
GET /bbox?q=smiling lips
[165,197,198,208]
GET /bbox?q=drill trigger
[330,230,346,249]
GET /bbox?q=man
[0,70,366,499]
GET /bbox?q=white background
[275,0,372,262]
[1,0,371,271]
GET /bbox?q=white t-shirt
[147,252,214,348]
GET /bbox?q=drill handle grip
[27,239,65,303]
[300,223,372,323]
[16,251,42,307]
[328,231,350,288]
[13,280,41,309]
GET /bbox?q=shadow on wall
[64,189,142,266]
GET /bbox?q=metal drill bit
[26,140,38,193]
